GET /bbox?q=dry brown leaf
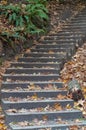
[53,103,62,111]
[42,115,48,121]
[48,50,54,54]
[31,93,38,100]
[69,125,79,130]
[25,49,31,53]
[57,94,66,100]
[0,115,4,120]
[0,123,7,130]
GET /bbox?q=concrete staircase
[1,7,86,130]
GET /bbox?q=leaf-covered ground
[59,43,86,119]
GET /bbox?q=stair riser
[5,69,60,74]
[63,25,86,28]
[45,35,85,40]
[34,48,75,57]
[3,100,74,109]
[44,36,84,40]
[40,39,82,44]
[18,58,66,63]
[41,39,84,47]
[36,44,75,48]
[49,31,85,36]
[63,28,86,31]
[1,82,63,89]
[65,25,86,27]
[3,75,60,82]
[23,53,67,58]
[31,49,74,57]
[31,48,71,52]
[1,90,67,98]
[2,100,73,110]
[76,14,86,16]
[72,17,86,20]
[70,21,86,23]
[69,21,86,23]
[18,59,64,64]
[10,63,63,69]
[5,111,82,124]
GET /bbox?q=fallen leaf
[53,103,62,111]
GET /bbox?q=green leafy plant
[25,2,48,34]
[0,0,49,50]
[0,0,48,34]
[0,4,24,27]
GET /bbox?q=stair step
[31,48,70,52]
[63,25,86,28]
[5,110,82,124]
[3,98,73,109]
[43,38,83,44]
[36,43,76,48]
[2,98,74,110]
[70,20,86,23]
[47,34,85,41]
[18,57,65,63]
[31,48,74,55]
[17,57,67,64]
[3,74,60,82]
[35,44,77,54]
[3,98,72,108]
[10,62,63,69]
[76,14,86,16]
[44,35,84,40]
[23,53,67,59]
[9,121,86,130]
[65,24,86,27]
[49,31,85,36]
[5,68,60,74]
[63,27,86,31]
[1,82,63,89]
[40,39,81,44]
[72,17,86,20]
[1,90,67,98]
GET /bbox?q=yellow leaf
[66,104,72,109]
[53,103,62,111]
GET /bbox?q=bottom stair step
[9,119,86,130]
